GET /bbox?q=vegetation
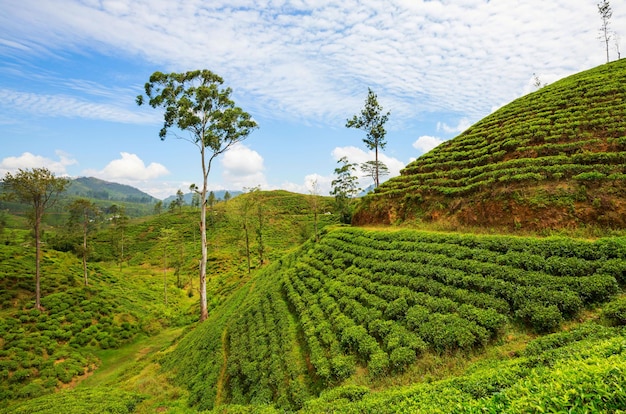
[0,189,337,412]
[163,226,625,411]
[355,59,626,231]
[2,61,626,413]
[1,168,70,309]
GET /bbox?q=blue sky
[1,0,623,199]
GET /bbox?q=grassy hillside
[0,189,338,412]
[355,59,626,231]
[164,226,626,411]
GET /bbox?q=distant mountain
[68,177,158,204]
[163,190,242,205]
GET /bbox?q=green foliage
[166,225,624,412]
[0,387,145,414]
[302,321,626,413]
[602,296,626,326]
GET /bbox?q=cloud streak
[2,0,621,129]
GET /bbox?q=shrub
[330,355,356,381]
[389,347,416,372]
[516,304,563,333]
[602,297,626,326]
[367,351,389,377]
[576,274,619,303]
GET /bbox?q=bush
[516,304,563,333]
[367,351,389,377]
[330,355,356,381]
[602,297,626,326]
[389,347,416,372]
[576,274,619,303]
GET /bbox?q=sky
[1,0,624,200]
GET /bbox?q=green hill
[164,226,626,411]
[0,176,159,222]
[355,59,626,231]
[0,190,338,413]
[67,177,157,204]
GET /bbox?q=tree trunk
[375,145,380,188]
[83,214,88,286]
[200,191,208,321]
[34,213,42,310]
[199,149,209,322]
[163,244,168,305]
[244,221,251,274]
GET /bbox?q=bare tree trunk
[375,146,380,187]
[200,193,208,321]
[244,221,251,273]
[199,149,209,322]
[163,243,168,305]
[35,215,41,310]
[83,214,88,286]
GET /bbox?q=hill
[67,177,157,204]
[163,226,626,411]
[354,59,626,230]
[0,176,158,222]
[0,189,339,412]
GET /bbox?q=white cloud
[0,150,77,176]
[437,118,472,134]
[83,152,169,182]
[412,136,445,154]
[2,0,620,127]
[221,143,267,190]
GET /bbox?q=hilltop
[67,177,157,204]
[355,59,626,231]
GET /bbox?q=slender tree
[224,191,231,203]
[254,191,265,266]
[598,0,613,63]
[67,198,100,286]
[346,88,390,187]
[109,204,128,270]
[1,168,69,309]
[137,70,257,321]
[175,189,185,213]
[330,156,361,224]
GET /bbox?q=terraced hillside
[355,59,626,230]
[164,226,626,411]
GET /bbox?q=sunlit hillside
[355,59,626,231]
